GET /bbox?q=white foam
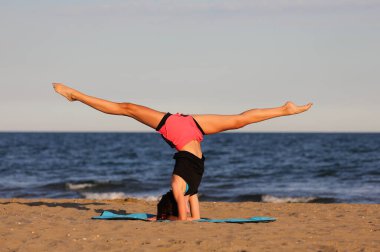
[66,183,95,190]
[82,192,159,201]
[262,195,316,203]
[82,192,127,200]
[139,195,161,201]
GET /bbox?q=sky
[0,0,379,132]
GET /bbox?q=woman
[52,83,312,221]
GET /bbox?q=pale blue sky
[1,1,379,132]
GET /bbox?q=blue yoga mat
[92,211,276,223]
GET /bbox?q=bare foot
[52,83,77,101]
[283,101,313,115]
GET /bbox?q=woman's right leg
[192,102,312,135]
[53,83,165,129]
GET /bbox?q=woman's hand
[147,216,157,221]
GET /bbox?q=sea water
[0,133,379,203]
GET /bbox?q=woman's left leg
[53,83,165,129]
[192,101,312,135]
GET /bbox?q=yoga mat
[92,211,276,223]
[92,211,155,220]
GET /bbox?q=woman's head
[156,190,178,220]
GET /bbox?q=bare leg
[52,83,165,129]
[192,102,313,135]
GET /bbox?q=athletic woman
[52,83,312,221]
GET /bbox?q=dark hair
[156,190,178,220]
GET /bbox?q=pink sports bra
[156,113,205,151]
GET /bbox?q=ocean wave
[66,183,96,190]
[261,195,336,203]
[64,179,141,191]
[82,192,128,200]
[229,194,336,203]
[81,192,159,201]
[262,195,317,203]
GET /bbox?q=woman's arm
[172,190,187,221]
[171,175,188,221]
[173,195,200,221]
[188,194,200,220]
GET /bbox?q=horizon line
[1,131,379,134]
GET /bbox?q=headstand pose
[53,83,312,221]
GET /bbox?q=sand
[0,199,379,252]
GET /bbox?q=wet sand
[0,198,379,251]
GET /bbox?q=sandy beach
[0,199,378,251]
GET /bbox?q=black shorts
[172,151,205,196]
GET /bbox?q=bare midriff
[179,140,203,159]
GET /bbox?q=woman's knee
[231,115,247,129]
[119,102,136,116]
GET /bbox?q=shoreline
[1,198,379,251]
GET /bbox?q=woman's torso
[180,140,203,159]
[156,113,204,158]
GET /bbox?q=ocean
[0,133,379,203]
